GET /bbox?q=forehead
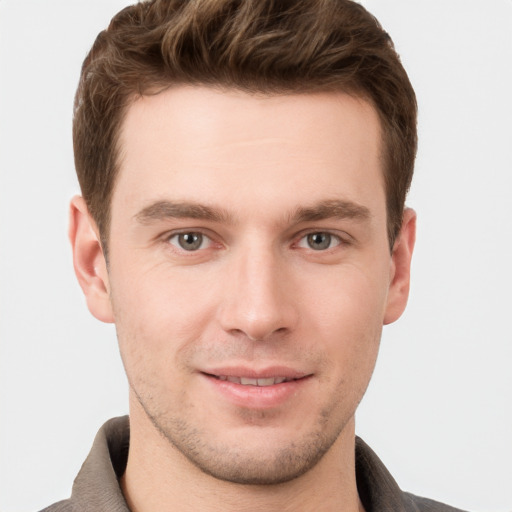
[114,86,385,219]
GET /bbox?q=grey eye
[297,232,340,251]
[307,232,332,250]
[170,232,206,251]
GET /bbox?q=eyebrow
[134,198,371,225]
[291,199,371,223]
[134,200,232,224]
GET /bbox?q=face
[73,86,414,485]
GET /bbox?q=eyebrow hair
[134,200,232,224]
[291,199,371,223]
[134,198,371,226]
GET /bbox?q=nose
[217,246,299,341]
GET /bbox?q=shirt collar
[67,416,412,512]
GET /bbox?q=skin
[70,86,415,512]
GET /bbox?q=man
[42,0,465,510]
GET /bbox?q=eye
[168,232,211,251]
[297,232,341,251]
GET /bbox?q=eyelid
[163,228,221,252]
[158,227,352,254]
[294,229,351,246]
[168,232,211,250]
[296,231,341,250]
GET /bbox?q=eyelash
[164,229,349,254]
[295,231,344,251]
[166,231,215,252]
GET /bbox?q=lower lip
[201,374,311,409]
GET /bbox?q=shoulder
[38,500,77,512]
[36,416,131,512]
[355,437,469,512]
[404,492,469,512]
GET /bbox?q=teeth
[241,377,258,385]
[217,376,292,386]
[257,377,276,386]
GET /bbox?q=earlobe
[383,208,416,325]
[69,196,114,323]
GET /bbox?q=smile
[213,376,295,386]
[201,370,312,408]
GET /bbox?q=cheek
[108,260,226,384]
[108,274,176,365]
[304,261,389,330]
[301,266,387,377]
[112,259,216,331]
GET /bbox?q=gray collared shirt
[40,416,467,512]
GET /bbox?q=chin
[146,408,347,486]
[180,438,334,485]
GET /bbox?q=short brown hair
[73,0,417,251]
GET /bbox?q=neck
[121,399,364,512]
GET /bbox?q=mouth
[201,369,311,408]
[199,366,313,409]
[205,374,300,386]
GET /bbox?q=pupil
[308,233,330,250]
[179,233,202,250]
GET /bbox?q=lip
[200,366,313,409]
[204,366,309,380]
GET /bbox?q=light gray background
[1,1,511,511]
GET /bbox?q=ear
[69,196,114,323]
[383,208,416,325]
